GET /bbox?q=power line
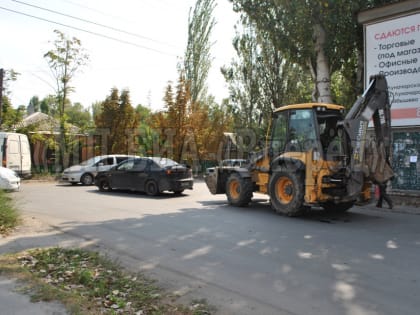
[0,6,178,57]
[59,0,177,23]
[11,0,180,49]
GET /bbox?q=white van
[62,154,137,185]
[0,132,32,178]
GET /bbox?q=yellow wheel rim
[229,180,240,200]
[276,177,293,204]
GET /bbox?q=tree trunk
[356,47,364,96]
[313,24,332,103]
[307,59,317,102]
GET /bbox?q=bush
[0,190,20,235]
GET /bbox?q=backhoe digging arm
[342,74,394,197]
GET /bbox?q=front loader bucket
[204,168,220,194]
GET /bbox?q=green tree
[1,69,19,96]
[44,30,89,119]
[39,95,58,115]
[229,0,398,104]
[136,104,154,156]
[184,0,216,104]
[66,102,92,131]
[95,88,139,154]
[27,96,40,114]
[44,29,89,168]
[0,69,20,129]
[155,73,233,165]
[222,19,312,132]
[0,97,25,130]
[163,74,190,162]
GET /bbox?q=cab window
[271,112,287,155]
[287,109,316,152]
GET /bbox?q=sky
[0,0,239,111]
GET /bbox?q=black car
[94,157,193,195]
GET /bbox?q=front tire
[145,180,159,196]
[81,173,94,185]
[225,173,253,207]
[98,178,112,192]
[269,171,305,216]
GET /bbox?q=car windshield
[80,156,101,166]
[151,157,178,167]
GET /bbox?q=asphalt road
[8,181,420,315]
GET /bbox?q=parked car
[62,155,137,185]
[0,132,32,178]
[0,166,21,191]
[94,157,193,195]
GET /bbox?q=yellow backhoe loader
[205,74,394,216]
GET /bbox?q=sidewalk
[0,277,68,315]
[0,216,88,315]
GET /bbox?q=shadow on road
[2,188,420,315]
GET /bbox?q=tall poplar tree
[184,0,216,104]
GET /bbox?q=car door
[96,156,115,173]
[109,159,134,189]
[131,158,149,191]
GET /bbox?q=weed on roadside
[0,190,20,235]
[0,247,213,315]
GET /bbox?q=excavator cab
[270,105,346,159]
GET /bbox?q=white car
[62,155,138,185]
[0,166,21,190]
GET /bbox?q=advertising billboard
[365,13,420,127]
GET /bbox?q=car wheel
[98,178,112,192]
[145,180,159,196]
[81,173,94,186]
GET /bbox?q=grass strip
[0,190,20,235]
[0,247,212,315]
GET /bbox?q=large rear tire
[226,173,253,207]
[269,171,306,217]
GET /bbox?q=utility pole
[0,68,3,126]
